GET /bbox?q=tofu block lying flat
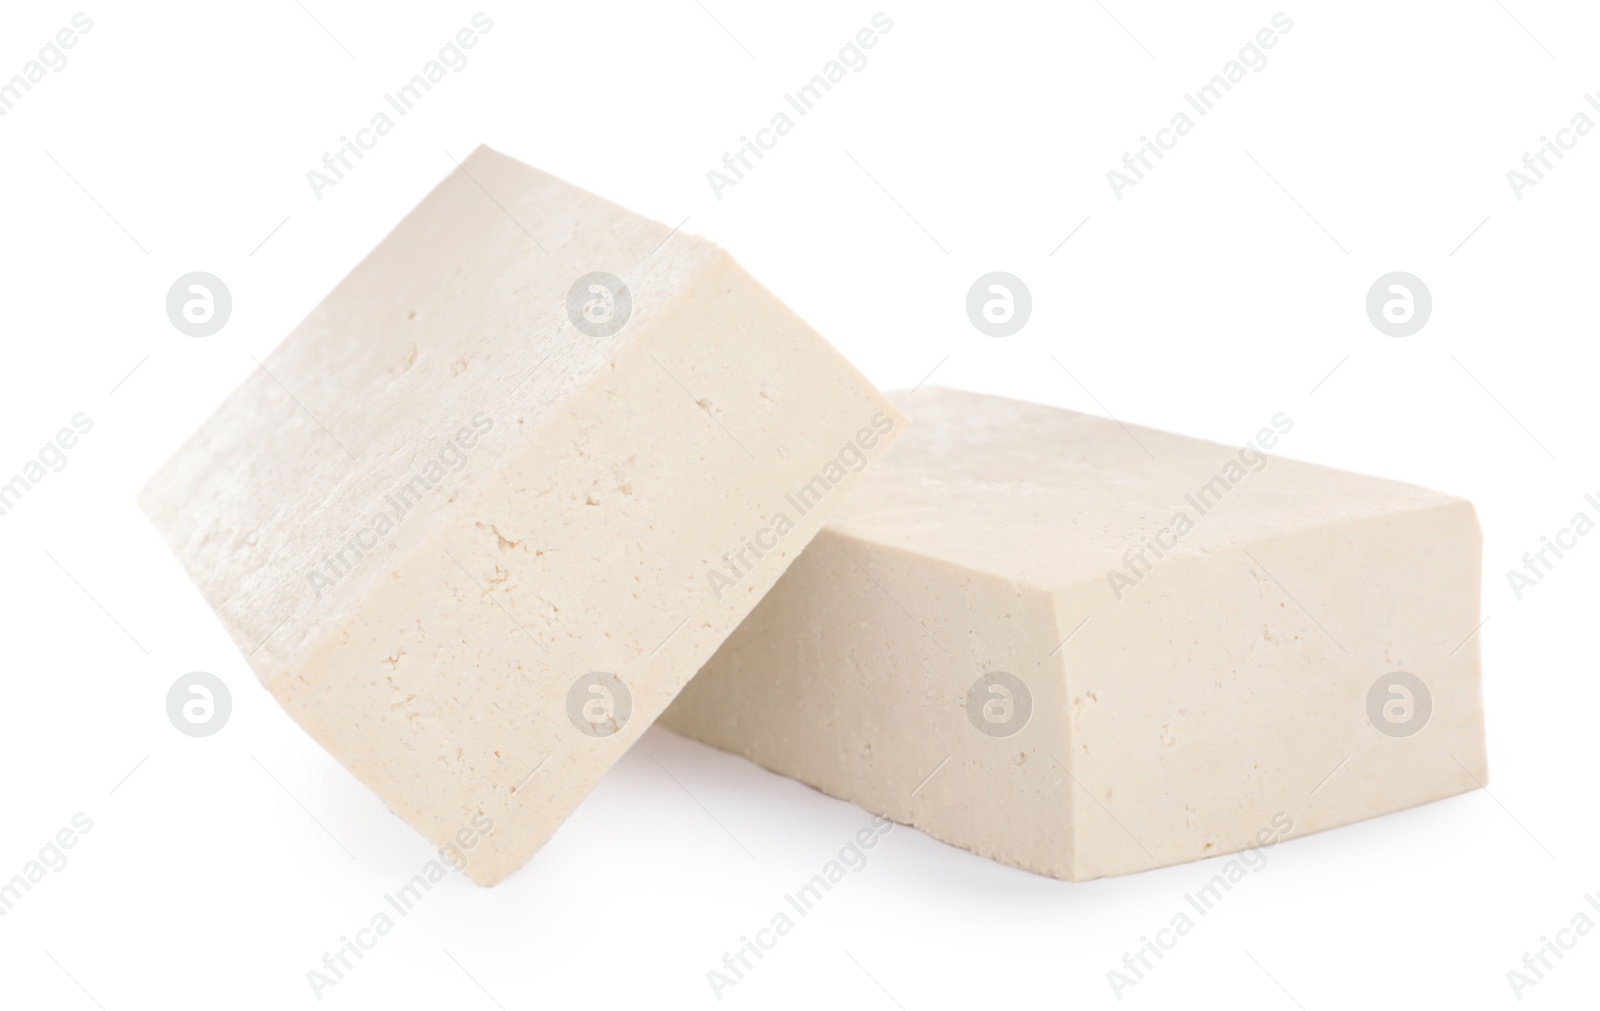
[140,145,904,885]
[663,388,1487,881]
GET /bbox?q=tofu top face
[828,388,1469,592]
[140,146,723,678]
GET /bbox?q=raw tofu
[139,146,904,885]
[663,388,1486,881]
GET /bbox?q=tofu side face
[663,532,1077,879]
[1058,499,1486,880]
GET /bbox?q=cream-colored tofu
[140,146,903,885]
[663,388,1487,881]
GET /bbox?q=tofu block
[140,146,904,885]
[663,388,1487,880]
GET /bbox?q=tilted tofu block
[140,146,904,885]
[663,388,1487,881]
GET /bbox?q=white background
[1,1,1596,1008]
